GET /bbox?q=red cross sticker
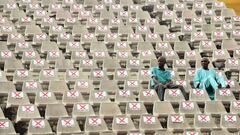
[188,70,195,76]
[171,115,183,123]
[61,119,74,127]
[184,25,192,31]
[98,26,108,31]
[195,3,204,8]
[77,81,89,88]
[120,11,128,17]
[26,81,37,88]
[138,26,147,31]
[158,42,168,48]
[22,105,34,112]
[60,33,70,39]
[223,24,232,29]
[129,18,137,23]
[219,89,231,96]
[164,11,173,16]
[141,70,150,77]
[119,90,130,97]
[36,34,47,40]
[89,117,101,126]
[226,80,234,86]
[94,91,106,98]
[148,33,157,39]
[49,51,59,57]
[21,17,31,22]
[84,33,94,39]
[214,32,224,38]
[130,5,139,10]
[2,26,12,32]
[112,4,120,9]
[117,70,128,77]
[182,102,194,109]
[127,80,138,87]
[95,4,103,10]
[175,18,183,24]
[116,117,128,124]
[233,31,240,36]
[29,4,39,9]
[18,42,29,48]
[93,70,104,78]
[215,50,224,56]
[1,51,12,58]
[233,16,240,21]
[43,17,53,23]
[214,16,223,22]
[176,3,184,8]
[194,32,204,38]
[75,51,86,58]
[73,4,83,10]
[215,2,224,7]
[166,33,176,39]
[130,34,140,39]
[7,4,17,9]
[143,90,154,97]
[204,9,213,15]
[142,50,152,56]
[129,59,140,66]
[25,51,36,57]
[77,103,89,111]
[169,89,180,96]
[198,115,210,122]
[156,4,166,9]
[107,33,117,39]
[33,59,44,65]
[186,131,198,135]
[65,0,73,4]
[233,101,240,108]
[69,70,79,77]
[111,18,120,24]
[89,18,98,24]
[186,51,195,57]
[176,80,186,86]
[143,116,155,124]
[40,91,51,98]
[129,102,140,110]
[117,42,127,48]
[36,10,46,16]
[224,115,236,122]
[176,60,186,65]
[118,52,128,58]
[193,17,202,23]
[193,89,204,95]
[0,121,9,128]
[83,59,93,66]
[67,91,79,97]
[69,42,79,48]
[146,18,156,24]
[0,17,6,23]
[32,120,45,128]
[80,11,90,17]
[202,41,211,47]
[17,70,28,77]
[11,34,22,39]
[12,92,23,98]
[52,26,63,32]
[43,70,54,76]
[165,51,175,56]
[51,4,61,9]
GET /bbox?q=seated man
[193,58,226,100]
[150,56,188,101]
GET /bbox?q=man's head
[158,56,166,68]
[201,57,209,69]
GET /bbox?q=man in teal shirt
[193,58,226,100]
[150,56,188,101]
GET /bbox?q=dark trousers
[153,84,188,101]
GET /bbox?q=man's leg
[154,84,166,101]
[167,84,188,100]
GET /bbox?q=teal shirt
[150,67,171,87]
[193,68,226,89]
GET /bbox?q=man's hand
[218,84,222,89]
[165,80,173,87]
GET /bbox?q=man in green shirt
[150,56,188,101]
[193,58,226,100]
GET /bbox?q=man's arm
[193,70,200,88]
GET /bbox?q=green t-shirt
[150,67,171,87]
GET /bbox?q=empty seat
[39,69,59,83]
[62,90,85,106]
[124,80,141,93]
[215,88,236,102]
[100,80,119,94]
[115,89,136,103]
[0,82,16,95]
[74,80,94,94]
[89,90,111,104]
[230,100,240,114]
[138,89,159,103]
[99,103,122,117]
[194,114,218,131]
[164,89,186,102]
[204,101,227,115]
[179,101,201,116]
[6,91,30,108]
[48,81,69,94]
[35,91,58,106]
[189,89,211,102]
[153,101,175,116]
[0,119,16,134]
[13,69,33,84]
[220,114,239,131]
[45,104,68,120]
[126,102,148,117]
[167,114,190,131]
